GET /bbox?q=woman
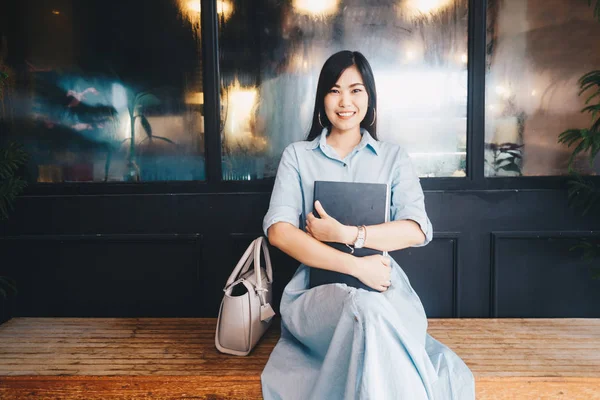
[261,50,475,400]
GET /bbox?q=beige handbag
[215,236,276,356]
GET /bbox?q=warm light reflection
[185,0,233,19]
[460,54,468,63]
[51,10,60,15]
[292,0,339,17]
[495,85,511,99]
[187,0,201,13]
[185,92,204,105]
[217,1,233,18]
[223,80,266,153]
[402,0,452,18]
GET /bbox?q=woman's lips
[336,111,356,119]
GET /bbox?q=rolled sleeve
[390,148,433,247]
[263,145,303,237]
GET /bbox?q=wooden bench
[0,318,599,399]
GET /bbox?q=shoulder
[283,139,316,157]
[278,140,310,167]
[287,140,311,151]
[374,139,410,160]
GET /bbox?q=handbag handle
[224,236,273,290]
[241,236,273,282]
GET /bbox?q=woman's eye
[329,89,339,94]
[352,88,362,93]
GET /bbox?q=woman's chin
[330,120,363,133]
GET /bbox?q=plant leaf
[152,135,177,145]
[139,115,153,138]
[558,129,585,147]
[0,276,18,295]
[135,93,161,108]
[499,162,522,174]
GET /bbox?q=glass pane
[1,0,205,183]
[219,0,468,180]
[486,0,600,177]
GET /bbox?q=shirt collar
[305,128,379,155]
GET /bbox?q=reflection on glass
[292,0,339,17]
[183,0,233,22]
[219,0,468,180]
[0,0,205,183]
[486,0,600,176]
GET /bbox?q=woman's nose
[339,92,352,107]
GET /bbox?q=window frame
[20,0,600,197]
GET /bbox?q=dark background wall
[1,188,599,319]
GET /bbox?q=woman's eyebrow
[331,83,365,88]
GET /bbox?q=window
[486,0,600,177]
[1,0,205,183]
[218,0,469,180]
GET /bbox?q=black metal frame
[16,0,600,197]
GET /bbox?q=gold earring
[369,108,377,126]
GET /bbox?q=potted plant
[557,0,600,278]
[0,69,28,324]
[100,86,178,182]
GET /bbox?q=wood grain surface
[0,318,598,399]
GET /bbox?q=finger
[381,257,391,266]
[379,286,388,292]
[307,212,315,221]
[314,200,329,218]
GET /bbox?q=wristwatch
[353,225,366,249]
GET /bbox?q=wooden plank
[476,377,600,399]
[0,376,263,400]
[1,317,599,399]
[1,376,599,400]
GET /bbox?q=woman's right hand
[352,255,392,292]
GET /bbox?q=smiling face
[323,65,369,136]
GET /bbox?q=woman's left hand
[306,201,355,244]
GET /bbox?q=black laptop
[309,181,390,291]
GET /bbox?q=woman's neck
[326,127,362,150]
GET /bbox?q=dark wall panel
[492,232,600,317]
[0,234,203,317]
[1,189,600,319]
[392,234,459,318]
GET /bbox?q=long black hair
[306,51,378,141]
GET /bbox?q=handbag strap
[252,236,273,307]
[224,236,274,290]
[240,236,273,283]
[224,238,257,288]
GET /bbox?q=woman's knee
[351,290,389,320]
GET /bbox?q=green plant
[570,240,600,279]
[0,141,28,220]
[557,0,600,277]
[109,87,177,182]
[0,276,17,299]
[0,70,24,308]
[484,142,523,176]
[0,71,27,220]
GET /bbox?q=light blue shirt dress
[261,128,475,400]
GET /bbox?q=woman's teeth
[337,112,355,117]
